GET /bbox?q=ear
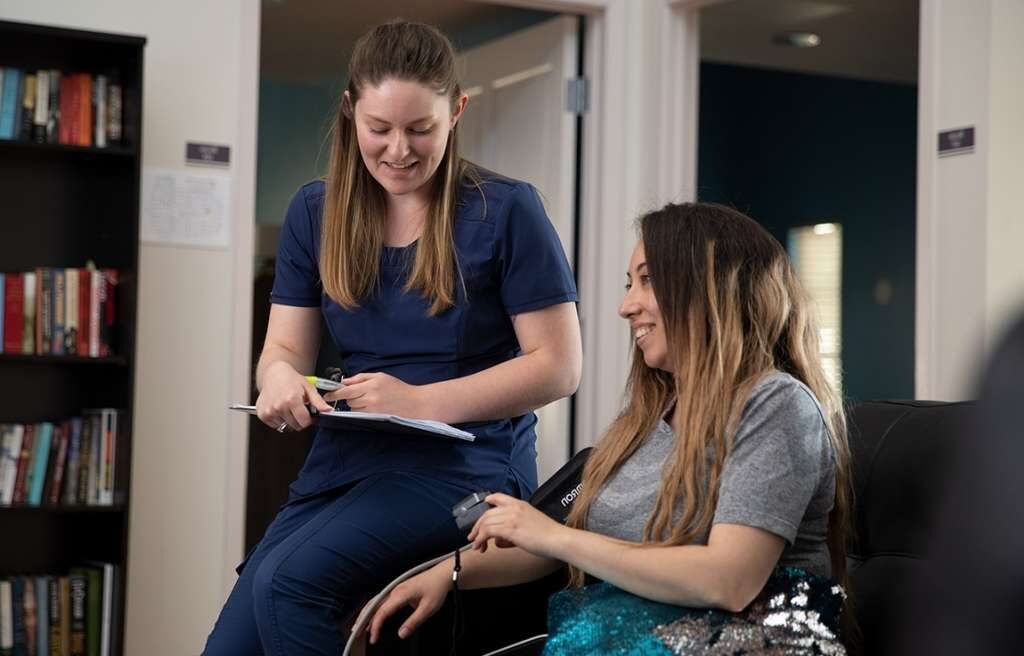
[450,93,469,128]
[341,91,354,119]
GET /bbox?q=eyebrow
[364,114,435,125]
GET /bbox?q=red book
[79,74,93,147]
[77,269,90,356]
[58,74,74,144]
[46,421,71,505]
[100,269,117,356]
[12,424,35,505]
[3,273,24,353]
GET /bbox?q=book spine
[0,68,20,139]
[57,74,72,145]
[93,76,106,149]
[36,269,51,356]
[0,580,12,655]
[67,575,85,656]
[40,422,62,507]
[64,268,78,355]
[10,425,31,506]
[34,578,48,656]
[3,274,23,354]
[48,419,73,506]
[10,578,24,656]
[76,419,90,506]
[19,73,35,141]
[0,429,9,506]
[100,271,116,357]
[0,426,21,506]
[57,579,69,656]
[106,81,122,147]
[33,70,48,144]
[22,576,36,656]
[46,70,59,144]
[77,270,90,358]
[52,270,65,356]
[79,75,92,147]
[88,271,100,358]
[62,420,82,506]
[87,415,100,506]
[27,422,53,506]
[21,273,35,355]
[46,579,58,656]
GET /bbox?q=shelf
[0,504,126,514]
[0,139,136,158]
[0,354,128,366]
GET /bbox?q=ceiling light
[773,31,821,48]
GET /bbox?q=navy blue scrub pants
[202,471,504,655]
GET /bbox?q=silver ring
[276,422,288,433]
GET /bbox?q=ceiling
[701,0,919,84]
[261,0,919,86]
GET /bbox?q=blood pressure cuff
[528,447,593,524]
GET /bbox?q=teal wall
[256,9,557,227]
[697,63,917,402]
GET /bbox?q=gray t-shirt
[586,371,835,578]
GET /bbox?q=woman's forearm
[442,544,562,590]
[255,343,316,392]
[423,347,579,425]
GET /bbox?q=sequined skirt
[542,567,846,655]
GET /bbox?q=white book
[34,70,49,129]
[229,404,476,442]
[94,75,107,148]
[0,428,10,505]
[96,409,116,506]
[0,579,11,651]
[1,424,24,505]
[89,269,102,357]
[65,267,78,354]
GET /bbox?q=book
[46,70,59,144]
[48,419,74,506]
[229,404,476,441]
[67,574,85,656]
[10,579,24,656]
[11,425,32,506]
[33,70,48,144]
[2,274,22,354]
[105,80,121,147]
[52,270,65,356]
[0,426,22,505]
[27,422,53,506]
[22,576,36,656]
[65,268,78,355]
[19,73,34,141]
[92,76,106,149]
[77,269,90,357]
[0,68,20,140]
[0,579,12,656]
[34,578,47,656]
[22,273,35,355]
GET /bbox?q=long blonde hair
[566,203,853,594]
[321,20,473,315]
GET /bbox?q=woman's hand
[469,493,571,560]
[255,360,333,431]
[361,563,451,644]
[325,372,429,419]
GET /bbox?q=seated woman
[363,202,854,654]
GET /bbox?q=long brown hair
[321,20,473,315]
[566,202,853,598]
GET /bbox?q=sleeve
[712,378,833,544]
[270,185,322,307]
[494,182,578,315]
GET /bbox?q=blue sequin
[543,568,846,655]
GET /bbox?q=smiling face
[619,241,671,372]
[350,78,466,201]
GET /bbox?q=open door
[457,15,579,481]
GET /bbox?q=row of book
[0,564,121,656]
[0,268,117,357]
[0,68,123,148]
[0,411,124,508]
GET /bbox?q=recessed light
[773,31,822,48]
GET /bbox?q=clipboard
[229,405,476,442]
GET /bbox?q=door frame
[470,0,704,448]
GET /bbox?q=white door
[457,15,579,482]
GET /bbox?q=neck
[384,189,430,247]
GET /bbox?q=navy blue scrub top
[271,170,578,503]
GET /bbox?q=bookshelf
[0,20,144,656]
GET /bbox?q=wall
[255,7,557,227]
[698,62,917,402]
[0,1,259,654]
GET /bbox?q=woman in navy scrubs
[202,20,581,656]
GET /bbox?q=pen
[305,375,344,391]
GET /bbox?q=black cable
[449,547,463,655]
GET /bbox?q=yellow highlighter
[305,375,344,391]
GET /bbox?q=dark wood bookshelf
[0,19,144,656]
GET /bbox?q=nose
[387,130,409,159]
[619,285,639,319]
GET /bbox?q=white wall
[0,1,258,654]
[916,0,1024,400]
